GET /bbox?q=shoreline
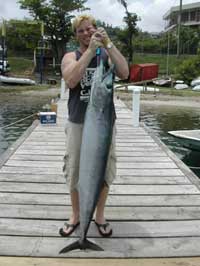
[116,92,200,109]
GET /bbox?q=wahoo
[59,59,115,253]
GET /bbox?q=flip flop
[95,221,113,237]
[59,221,80,237]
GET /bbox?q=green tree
[179,26,200,55]
[18,0,87,62]
[6,19,41,55]
[117,0,139,64]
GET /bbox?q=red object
[129,63,159,82]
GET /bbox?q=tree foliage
[5,19,41,55]
[18,0,88,61]
[175,50,200,83]
[117,0,139,64]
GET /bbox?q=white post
[132,88,140,127]
[60,78,66,100]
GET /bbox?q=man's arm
[107,44,129,80]
[61,49,94,89]
[97,28,129,80]
[61,32,103,89]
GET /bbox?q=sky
[0,0,199,32]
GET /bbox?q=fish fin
[81,239,104,251]
[59,240,80,253]
[59,239,103,253]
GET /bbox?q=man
[59,14,129,237]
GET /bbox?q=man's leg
[95,185,109,223]
[95,185,112,235]
[60,122,83,236]
[95,125,116,235]
[61,189,80,234]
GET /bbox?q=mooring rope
[0,113,38,129]
[188,165,200,170]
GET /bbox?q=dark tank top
[67,48,113,124]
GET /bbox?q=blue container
[39,112,56,124]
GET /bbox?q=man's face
[75,19,96,47]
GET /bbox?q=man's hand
[88,31,104,55]
[96,27,112,48]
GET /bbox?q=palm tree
[117,0,128,13]
[117,0,139,64]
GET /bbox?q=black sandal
[95,221,112,237]
[59,222,80,237]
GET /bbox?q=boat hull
[168,130,200,151]
[0,75,35,85]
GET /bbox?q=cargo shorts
[63,120,116,192]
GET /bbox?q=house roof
[163,1,200,19]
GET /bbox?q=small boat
[153,77,171,86]
[174,83,189,90]
[168,130,200,151]
[191,77,200,87]
[0,75,36,85]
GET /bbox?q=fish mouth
[59,238,104,253]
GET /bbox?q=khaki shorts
[63,120,116,192]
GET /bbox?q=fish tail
[59,238,103,253]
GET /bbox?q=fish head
[90,60,115,109]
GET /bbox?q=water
[140,104,200,177]
[0,89,58,155]
[0,91,200,178]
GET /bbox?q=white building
[163,2,200,31]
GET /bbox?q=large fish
[59,59,115,253]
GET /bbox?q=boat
[174,83,189,90]
[0,75,36,85]
[191,77,200,87]
[153,77,171,86]
[168,130,200,151]
[114,84,159,92]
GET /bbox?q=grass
[132,53,196,76]
[8,57,34,76]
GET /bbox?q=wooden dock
[0,96,200,258]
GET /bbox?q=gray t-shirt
[67,48,111,123]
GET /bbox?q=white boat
[153,77,171,86]
[192,85,200,91]
[191,77,200,87]
[174,83,189,90]
[168,130,200,151]
[0,75,36,85]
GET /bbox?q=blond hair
[72,14,97,33]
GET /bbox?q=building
[163,2,200,31]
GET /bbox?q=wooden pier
[0,96,200,258]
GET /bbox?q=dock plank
[0,173,190,184]
[0,182,198,194]
[1,205,200,220]
[1,219,200,238]
[1,236,200,258]
[2,193,200,206]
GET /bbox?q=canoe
[168,130,200,151]
[0,75,36,85]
